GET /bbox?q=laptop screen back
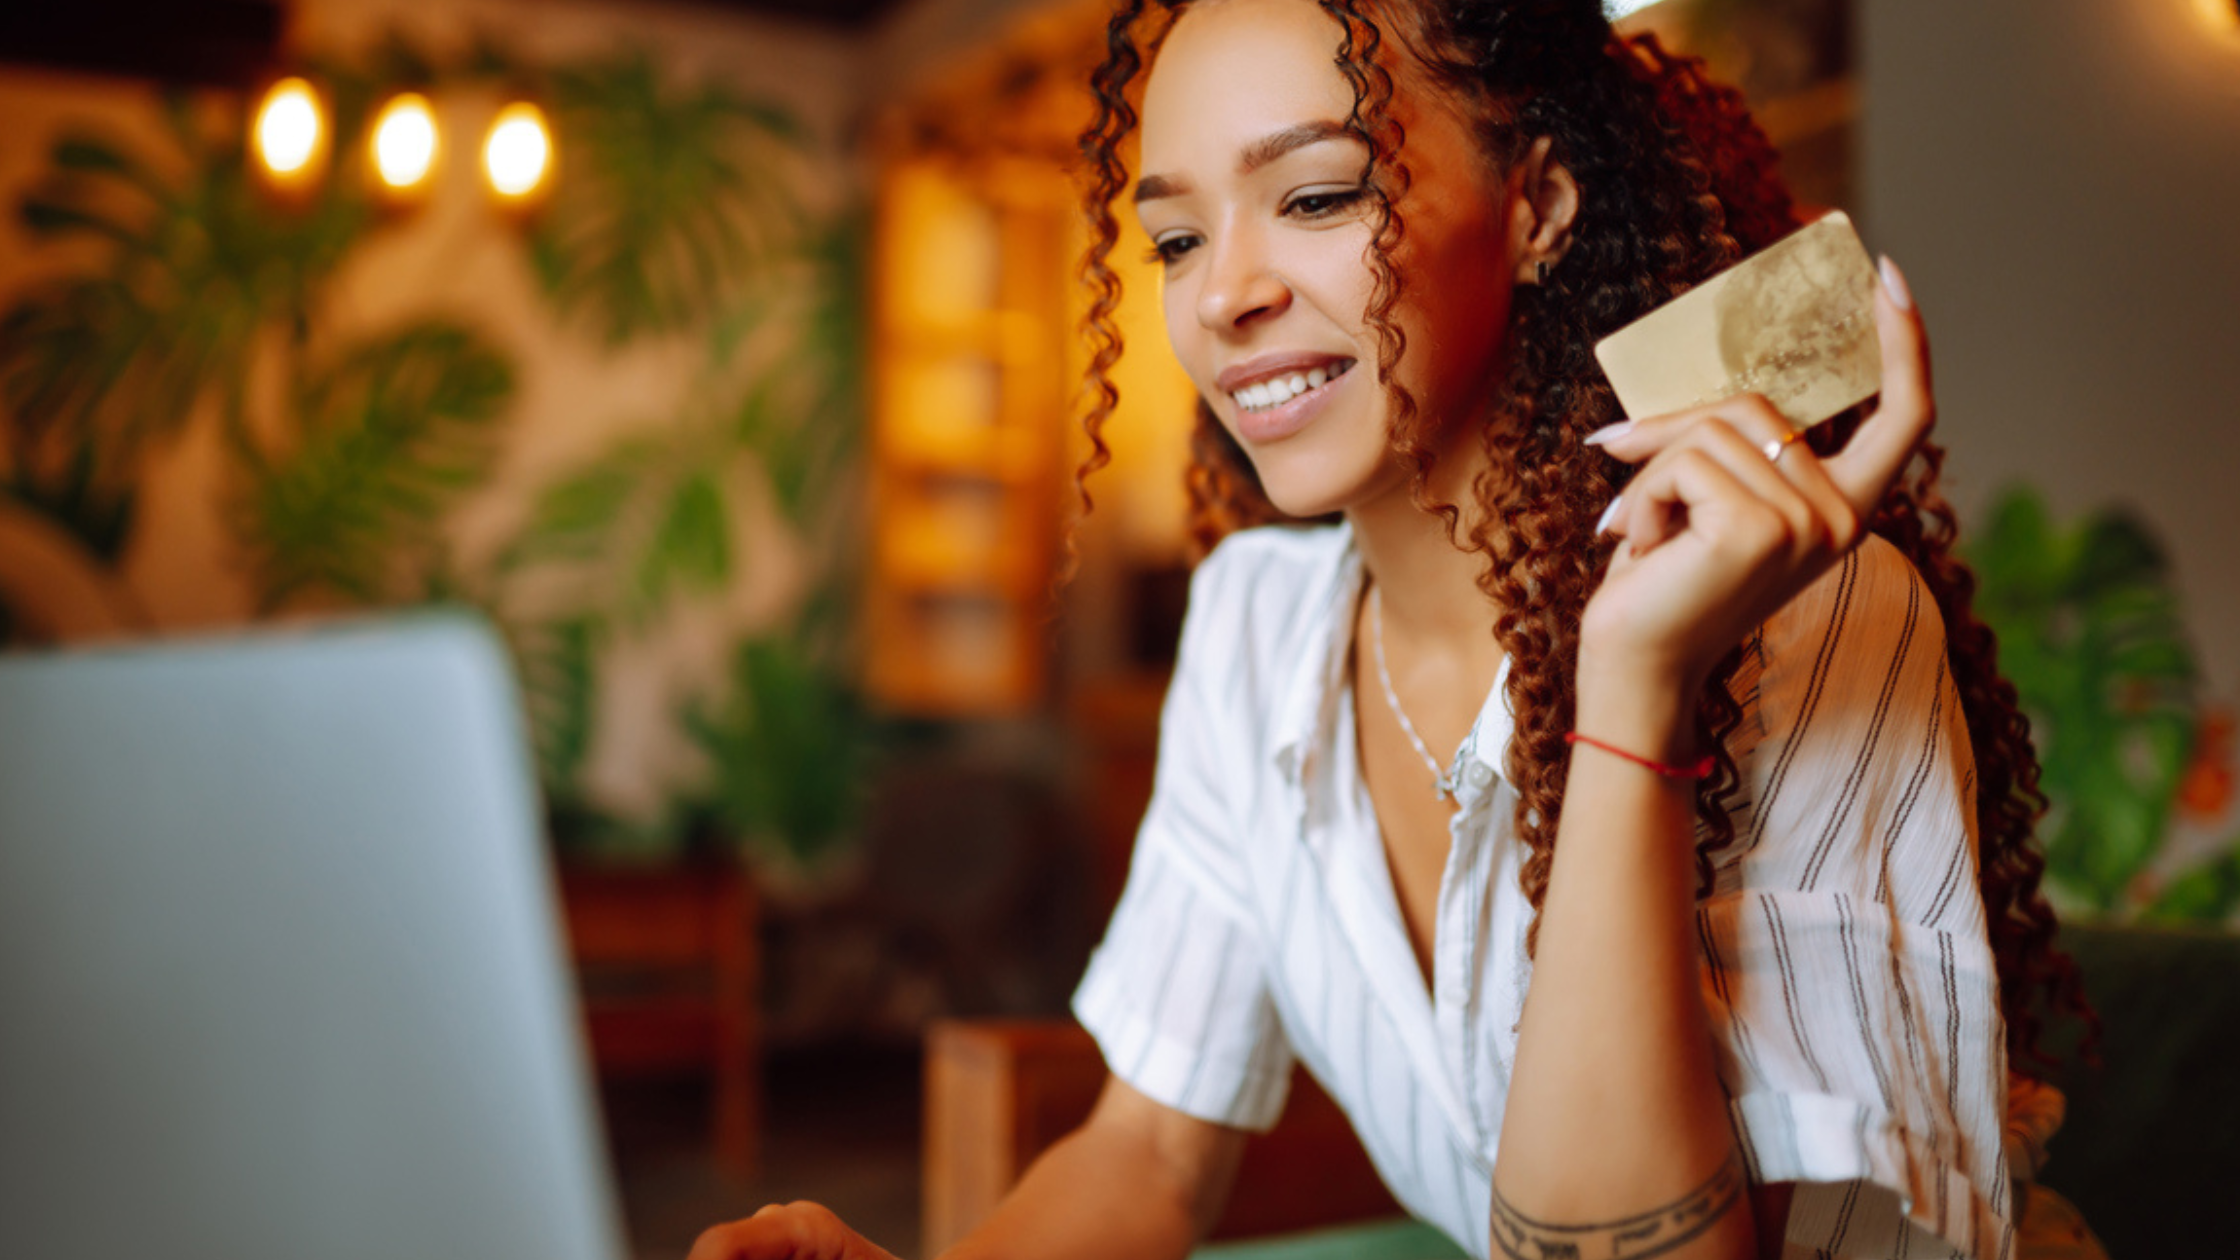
[0,616,625,1260]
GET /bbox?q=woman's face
[1136,0,1530,518]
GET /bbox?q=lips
[1216,352,1358,397]
[1221,355,1359,444]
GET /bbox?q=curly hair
[1076,0,2091,1074]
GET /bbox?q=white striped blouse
[1073,521,2014,1260]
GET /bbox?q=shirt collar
[1268,521,1516,792]
[1469,652,1515,781]
[1270,524,1364,786]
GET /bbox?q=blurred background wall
[1863,0,2240,915]
[1864,0,2240,696]
[6,1,2239,1253]
[0,0,1186,1058]
[0,0,862,824]
[5,0,2239,1039]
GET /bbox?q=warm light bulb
[372,93,439,191]
[483,102,552,199]
[254,77,323,178]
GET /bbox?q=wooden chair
[559,862,761,1178]
[923,1018,1400,1254]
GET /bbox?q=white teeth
[1230,360,1354,411]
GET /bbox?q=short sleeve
[1696,538,2016,1260]
[1071,545,1296,1131]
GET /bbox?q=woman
[694,1,2088,1257]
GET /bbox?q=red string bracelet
[1564,731,1715,779]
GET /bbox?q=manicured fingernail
[1879,254,1914,311]
[1595,495,1623,536]
[1582,420,1634,448]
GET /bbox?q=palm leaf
[1967,485,2201,911]
[501,438,664,571]
[501,430,745,629]
[630,468,731,619]
[527,51,808,345]
[502,613,605,794]
[685,635,874,870]
[2144,847,2240,923]
[0,442,135,563]
[235,323,514,608]
[1,118,373,507]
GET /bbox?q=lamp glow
[482,102,552,199]
[254,77,323,178]
[372,93,439,191]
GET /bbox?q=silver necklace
[1368,585,1471,800]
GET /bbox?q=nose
[1195,224,1291,332]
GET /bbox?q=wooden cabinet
[863,11,1204,716]
[866,158,1073,715]
[558,862,761,1177]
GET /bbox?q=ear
[1507,135,1581,284]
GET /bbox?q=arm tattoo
[1489,1151,1746,1260]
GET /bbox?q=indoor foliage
[0,91,505,606]
[1965,485,2240,923]
[0,35,875,874]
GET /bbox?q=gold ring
[1761,429,1804,465]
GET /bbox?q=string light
[483,102,553,200]
[2192,0,2240,34]
[253,77,325,182]
[371,93,439,192]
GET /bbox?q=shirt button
[1468,761,1494,788]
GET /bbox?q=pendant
[1435,727,1476,799]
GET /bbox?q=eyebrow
[1132,120,1358,205]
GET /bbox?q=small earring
[1536,260,1551,287]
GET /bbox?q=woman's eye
[1147,233,1200,266]
[1286,187,1366,219]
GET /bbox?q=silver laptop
[0,616,626,1260]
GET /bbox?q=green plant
[529,51,809,346]
[0,36,875,876]
[474,69,870,870]
[2147,850,2240,921]
[502,432,737,628]
[0,102,374,552]
[504,613,603,794]
[238,324,514,609]
[1966,485,2201,913]
[686,635,876,873]
[0,87,514,613]
[494,222,872,863]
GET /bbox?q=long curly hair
[1075,0,2090,1074]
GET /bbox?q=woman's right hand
[1577,254,1935,698]
[687,1201,904,1260]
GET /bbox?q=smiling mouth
[1229,358,1357,413]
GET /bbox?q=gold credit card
[1592,210,1881,431]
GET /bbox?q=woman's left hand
[1578,255,1934,694]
